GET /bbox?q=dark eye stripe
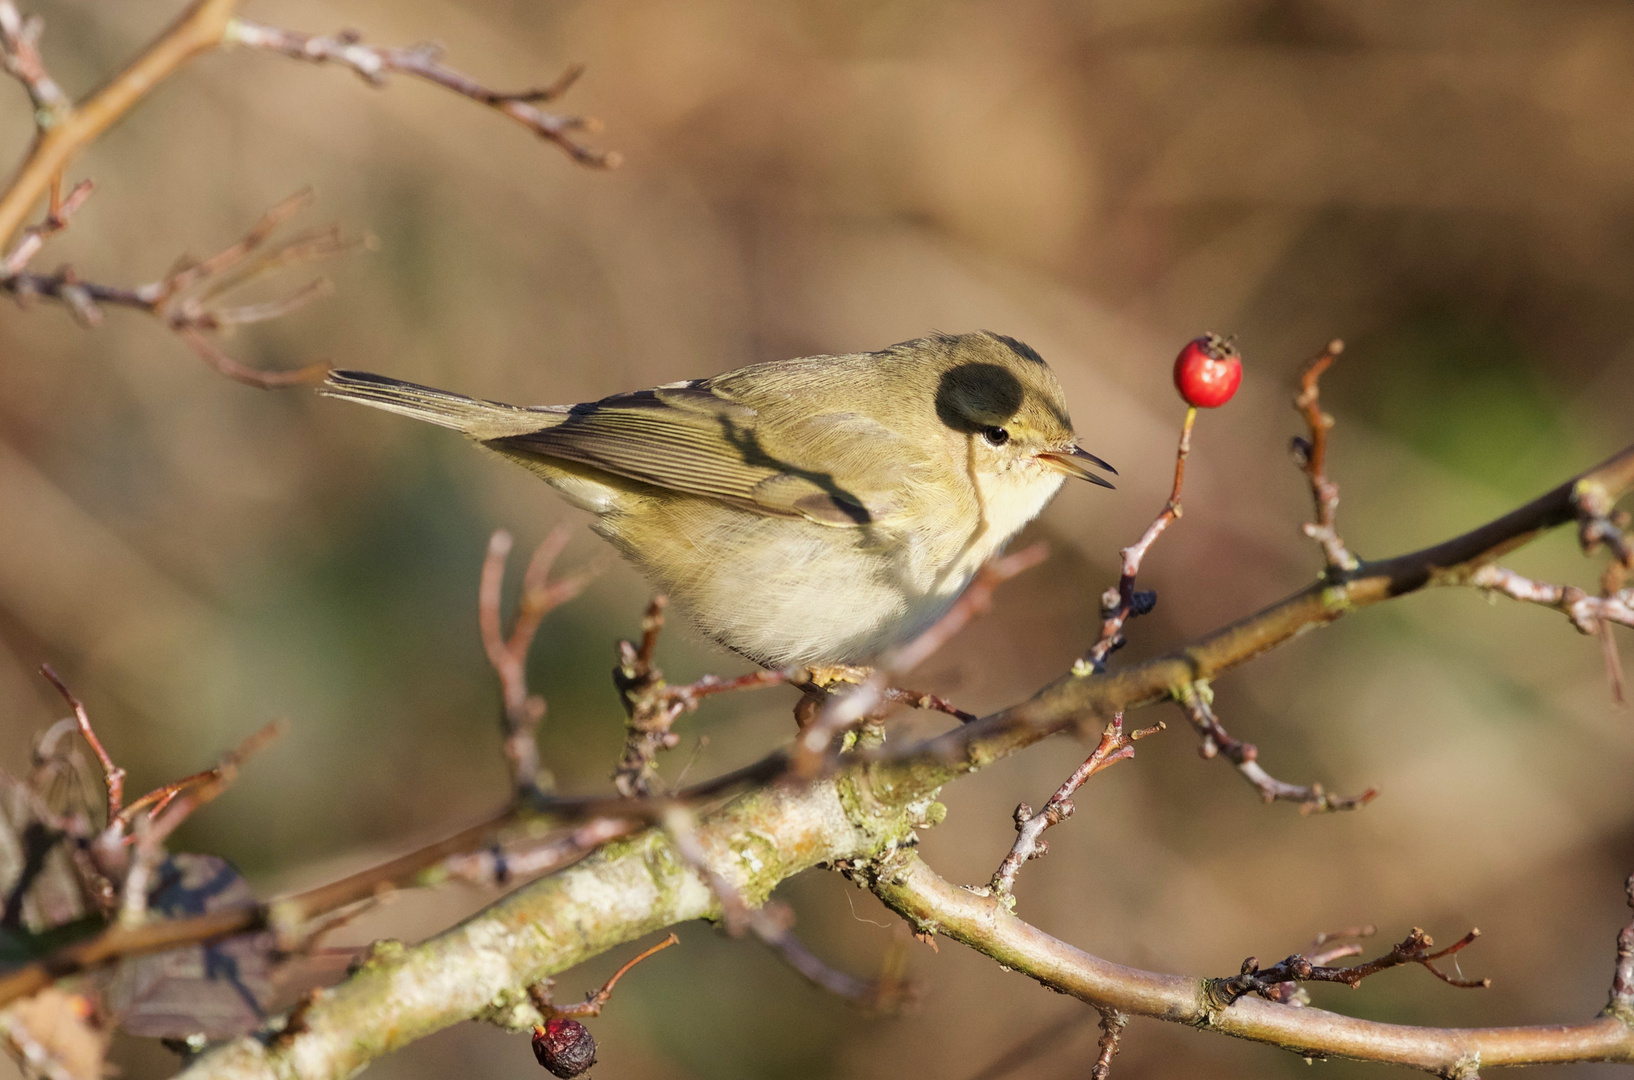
[982,426,1009,446]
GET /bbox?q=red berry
[1172,334,1242,408]
[533,1019,597,1077]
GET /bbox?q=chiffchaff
[321,331,1114,667]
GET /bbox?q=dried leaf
[102,854,275,1039]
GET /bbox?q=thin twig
[613,598,795,796]
[1469,564,1633,635]
[1610,874,1634,1022]
[1090,1009,1127,1080]
[38,665,123,824]
[0,0,243,248]
[479,527,597,798]
[1085,408,1195,671]
[988,714,1161,896]
[1206,926,1488,1009]
[225,20,618,168]
[0,176,90,275]
[0,1,72,127]
[531,933,679,1020]
[1292,339,1359,572]
[1176,684,1376,813]
[4,190,354,388]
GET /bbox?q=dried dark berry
[533,1018,597,1077]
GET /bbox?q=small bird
[320,331,1113,668]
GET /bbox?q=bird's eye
[981,426,1010,447]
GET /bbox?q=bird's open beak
[1038,445,1117,489]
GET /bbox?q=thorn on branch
[1293,339,1360,574]
[3,189,359,389]
[1206,925,1488,1010]
[1175,684,1376,813]
[226,19,619,168]
[988,714,1161,897]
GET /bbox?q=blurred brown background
[2,1,1633,1077]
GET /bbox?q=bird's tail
[320,370,555,439]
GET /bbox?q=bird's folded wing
[489,384,911,527]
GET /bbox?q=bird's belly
[596,497,968,667]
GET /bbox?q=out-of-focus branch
[3,189,354,388]
[0,1,70,127]
[225,20,618,168]
[871,852,1634,1075]
[1292,340,1359,572]
[37,665,123,826]
[1175,684,1376,813]
[1469,564,1633,635]
[0,0,243,248]
[480,528,597,798]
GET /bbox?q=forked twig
[1292,339,1359,572]
[38,665,123,824]
[1206,925,1488,1009]
[1176,684,1375,813]
[480,527,597,797]
[989,714,1161,897]
[226,20,618,168]
[4,189,357,388]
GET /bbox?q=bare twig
[1292,339,1359,572]
[1090,1009,1127,1080]
[1602,562,1629,705]
[0,175,90,275]
[4,190,354,388]
[225,20,618,168]
[1206,926,1488,1009]
[1175,683,1376,813]
[0,1,71,127]
[1085,408,1195,671]
[613,598,794,796]
[1610,874,1634,1022]
[37,665,123,825]
[529,933,679,1020]
[988,714,1161,897]
[1469,564,1633,635]
[0,0,243,248]
[480,527,597,798]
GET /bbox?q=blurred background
[2,0,1633,1077]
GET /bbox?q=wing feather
[490,384,911,526]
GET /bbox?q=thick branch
[177,768,924,1079]
[872,853,1634,1075]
